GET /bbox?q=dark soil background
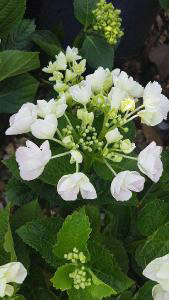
[1,3,169,205]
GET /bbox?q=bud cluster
[64,248,86,264]
[92,0,123,45]
[77,125,103,153]
[69,266,92,290]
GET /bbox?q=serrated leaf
[134,281,154,300]
[12,200,43,230]
[6,177,35,206]
[0,206,11,264]
[88,241,134,293]
[51,264,75,291]
[74,0,97,27]
[53,209,91,259]
[4,225,17,261]
[0,50,40,82]
[1,19,36,50]
[88,270,116,299]
[137,200,169,236]
[0,0,26,38]
[0,73,39,113]
[81,35,114,69]
[135,222,169,268]
[32,30,61,57]
[68,289,98,300]
[17,217,63,267]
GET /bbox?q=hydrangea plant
[5,47,169,203]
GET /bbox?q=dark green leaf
[73,0,97,27]
[53,208,91,259]
[137,200,169,236]
[81,35,114,69]
[1,19,36,50]
[0,50,40,82]
[17,217,63,267]
[0,73,39,113]
[0,0,26,38]
[32,30,61,57]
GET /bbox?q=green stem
[51,151,71,159]
[76,163,79,173]
[123,114,138,125]
[103,159,117,176]
[127,104,144,118]
[98,114,109,141]
[56,128,63,139]
[64,113,72,127]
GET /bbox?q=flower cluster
[143,254,169,300]
[6,46,169,202]
[0,262,27,298]
[64,248,91,290]
[64,248,86,264]
[92,0,123,45]
[69,266,91,290]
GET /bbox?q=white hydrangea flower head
[70,82,92,106]
[55,51,67,70]
[86,67,112,93]
[16,140,51,180]
[112,69,144,98]
[143,254,169,292]
[73,59,86,75]
[77,109,94,126]
[57,172,97,200]
[138,142,163,182]
[108,87,128,110]
[0,262,27,298]
[111,171,145,201]
[66,46,82,62]
[105,128,123,144]
[152,284,169,300]
[5,103,37,135]
[31,114,58,140]
[37,97,67,119]
[139,81,169,126]
[120,139,136,154]
[70,150,83,164]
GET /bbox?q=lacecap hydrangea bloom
[0,262,27,298]
[6,46,169,202]
[143,254,169,300]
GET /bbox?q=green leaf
[81,35,114,69]
[135,222,169,268]
[1,19,36,50]
[0,73,39,113]
[53,208,91,259]
[68,289,98,300]
[12,200,43,230]
[88,241,134,293]
[29,288,59,300]
[6,177,35,206]
[13,296,26,300]
[51,264,75,291]
[4,225,17,261]
[137,200,169,237]
[119,291,133,300]
[88,270,116,299]
[0,205,16,264]
[17,217,63,267]
[0,50,40,82]
[32,30,61,57]
[159,0,169,9]
[134,281,154,300]
[0,0,26,38]
[40,149,75,186]
[73,0,97,27]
